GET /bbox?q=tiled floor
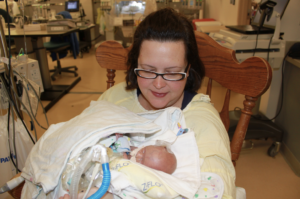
[4,48,300,199]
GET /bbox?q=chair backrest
[95,31,272,165]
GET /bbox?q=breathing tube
[70,144,111,199]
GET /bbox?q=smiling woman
[136,40,188,110]
[98,8,236,199]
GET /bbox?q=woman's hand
[59,194,70,199]
[58,190,113,199]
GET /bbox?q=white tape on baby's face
[129,146,146,163]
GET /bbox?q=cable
[253,27,261,56]
[5,0,12,90]
[7,104,21,173]
[14,70,49,129]
[266,34,273,62]
[251,51,289,121]
[0,74,35,144]
[4,76,39,140]
[233,43,294,122]
[10,100,18,174]
[1,74,37,172]
[248,45,293,121]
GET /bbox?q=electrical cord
[7,105,21,173]
[5,0,13,100]
[266,34,273,62]
[14,70,49,129]
[11,100,18,174]
[253,27,261,56]
[1,74,38,173]
[2,75,38,140]
[0,74,35,144]
[251,50,290,121]
[234,46,293,121]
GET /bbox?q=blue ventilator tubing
[88,163,111,199]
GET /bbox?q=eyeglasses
[134,68,187,81]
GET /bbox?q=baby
[76,144,178,199]
[123,145,177,174]
[115,133,177,174]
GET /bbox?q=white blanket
[21,101,223,199]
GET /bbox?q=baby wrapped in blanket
[20,101,224,199]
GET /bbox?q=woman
[99,8,235,199]
[61,7,235,199]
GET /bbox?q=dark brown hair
[126,8,205,92]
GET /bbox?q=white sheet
[21,101,225,199]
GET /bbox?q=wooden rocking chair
[95,31,272,166]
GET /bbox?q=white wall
[280,0,300,41]
[204,0,241,25]
[81,0,94,22]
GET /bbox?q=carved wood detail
[107,69,116,89]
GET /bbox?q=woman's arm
[184,100,236,199]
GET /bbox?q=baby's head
[135,145,177,174]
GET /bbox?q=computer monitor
[252,0,290,29]
[65,1,80,12]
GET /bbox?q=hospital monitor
[252,0,290,29]
[65,1,80,12]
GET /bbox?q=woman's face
[137,40,188,110]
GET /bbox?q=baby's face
[135,146,177,174]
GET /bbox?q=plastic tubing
[69,149,94,199]
[0,176,24,193]
[87,162,111,199]
[70,145,110,199]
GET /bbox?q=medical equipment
[111,0,146,25]
[68,144,110,199]
[65,0,80,12]
[226,0,290,35]
[209,29,286,69]
[209,0,286,69]
[257,0,277,29]
[0,3,50,195]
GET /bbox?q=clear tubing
[0,176,25,193]
[70,145,109,199]
[69,149,94,199]
[0,184,9,193]
[87,163,111,199]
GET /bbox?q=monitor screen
[252,0,290,29]
[65,1,80,12]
